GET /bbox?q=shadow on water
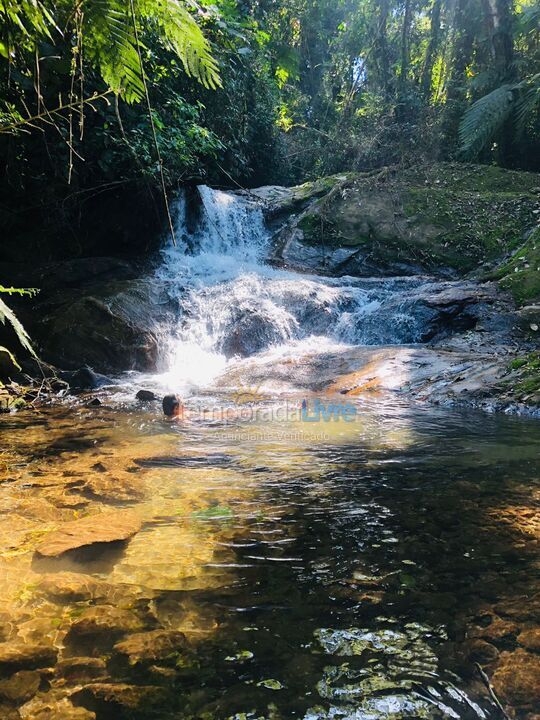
[153,406,539,720]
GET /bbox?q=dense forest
[1,0,539,261]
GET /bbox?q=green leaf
[256,679,284,690]
[191,505,234,521]
[458,85,515,158]
[0,346,21,371]
[0,297,37,358]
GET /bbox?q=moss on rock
[491,227,540,306]
[505,351,540,401]
[286,162,540,278]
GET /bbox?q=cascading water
[155,186,456,393]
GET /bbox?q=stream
[0,188,538,719]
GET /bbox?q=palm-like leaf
[458,85,515,158]
[146,0,221,89]
[0,297,37,358]
[82,0,220,103]
[515,74,540,133]
[84,0,145,103]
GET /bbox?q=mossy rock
[490,227,540,306]
[505,351,540,401]
[281,162,540,278]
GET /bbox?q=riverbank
[1,163,539,416]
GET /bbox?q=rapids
[152,187,472,396]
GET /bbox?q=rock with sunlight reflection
[310,624,489,719]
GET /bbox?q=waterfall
[155,186,440,393]
[158,186,268,288]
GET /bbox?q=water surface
[1,396,538,719]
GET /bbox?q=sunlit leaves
[0,297,37,359]
[1,0,220,107]
[458,85,515,158]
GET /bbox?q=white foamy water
[153,186,435,394]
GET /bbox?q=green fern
[85,0,145,103]
[82,0,220,103]
[515,74,540,133]
[0,0,57,56]
[144,0,221,90]
[458,85,514,158]
[0,295,37,359]
[459,73,540,158]
[1,0,220,104]
[0,346,21,371]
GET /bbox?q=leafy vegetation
[506,351,540,399]
[491,227,540,305]
[0,286,38,363]
[0,0,539,376]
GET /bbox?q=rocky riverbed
[1,162,538,415]
[0,399,539,719]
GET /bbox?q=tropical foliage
[0,0,539,259]
[0,287,38,368]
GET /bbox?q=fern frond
[84,0,145,103]
[0,297,37,358]
[0,285,39,297]
[518,3,540,34]
[150,0,221,89]
[0,346,21,371]
[0,0,57,42]
[468,68,499,94]
[82,0,220,103]
[515,74,540,133]
[458,84,515,158]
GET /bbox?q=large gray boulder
[33,278,175,374]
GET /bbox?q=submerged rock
[71,683,164,711]
[470,615,519,642]
[77,475,146,503]
[0,670,42,702]
[19,691,96,720]
[462,638,499,664]
[518,627,540,652]
[55,657,107,682]
[36,572,117,602]
[492,648,540,710]
[66,606,145,639]
[35,510,142,558]
[0,643,57,671]
[113,629,186,665]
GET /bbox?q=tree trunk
[421,0,442,100]
[481,0,516,163]
[441,0,476,154]
[374,0,392,99]
[482,0,514,80]
[398,0,413,98]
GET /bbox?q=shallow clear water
[0,187,537,718]
[0,396,538,719]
